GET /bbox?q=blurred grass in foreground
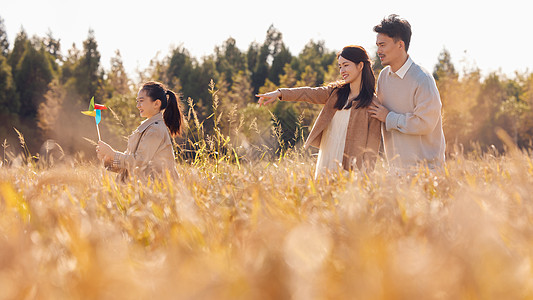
[1,147,533,300]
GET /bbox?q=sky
[1,0,529,81]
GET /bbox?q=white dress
[315,108,351,178]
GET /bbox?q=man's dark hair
[373,14,412,52]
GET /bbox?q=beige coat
[279,85,382,171]
[110,113,178,180]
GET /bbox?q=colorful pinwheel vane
[81,96,108,140]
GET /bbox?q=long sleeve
[115,126,164,171]
[378,60,446,169]
[385,75,442,135]
[363,116,382,169]
[279,86,333,105]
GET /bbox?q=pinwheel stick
[95,108,103,141]
[96,121,101,141]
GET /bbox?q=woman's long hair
[141,81,184,137]
[333,45,376,110]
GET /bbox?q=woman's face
[136,89,161,118]
[338,56,363,84]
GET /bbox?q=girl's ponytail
[164,90,184,137]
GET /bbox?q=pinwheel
[81,97,108,140]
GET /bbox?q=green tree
[520,73,533,144]
[43,29,62,70]
[246,42,259,76]
[100,49,136,143]
[250,25,286,94]
[0,17,9,57]
[251,43,269,95]
[371,50,383,77]
[433,48,457,81]
[272,101,300,149]
[214,37,245,86]
[452,67,481,147]
[294,64,322,139]
[496,96,530,147]
[434,51,473,148]
[478,74,506,119]
[37,79,65,137]
[8,28,28,71]
[227,70,253,108]
[60,42,84,120]
[74,29,103,100]
[194,55,217,105]
[296,65,318,87]
[107,49,130,96]
[0,55,18,113]
[103,92,139,146]
[14,42,54,118]
[323,59,340,83]
[495,78,532,148]
[523,73,533,107]
[279,63,297,88]
[61,43,80,85]
[258,78,278,95]
[475,73,507,148]
[269,44,292,85]
[264,26,292,85]
[166,45,216,128]
[264,24,284,61]
[295,40,335,85]
[222,70,254,140]
[166,45,194,96]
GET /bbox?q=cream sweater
[377,58,446,170]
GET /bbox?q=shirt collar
[389,56,413,79]
[137,112,163,132]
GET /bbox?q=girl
[96,81,184,180]
[257,45,381,178]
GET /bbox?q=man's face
[376,33,404,68]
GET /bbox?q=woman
[96,81,184,181]
[257,45,381,177]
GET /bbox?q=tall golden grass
[2,83,533,299]
[1,145,533,299]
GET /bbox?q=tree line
[0,16,532,162]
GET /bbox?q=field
[1,143,533,300]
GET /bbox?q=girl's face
[136,89,161,118]
[338,56,363,84]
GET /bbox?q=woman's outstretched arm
[257,86,333,106]
[256,90,281,106]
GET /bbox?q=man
[369,14,445,171]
